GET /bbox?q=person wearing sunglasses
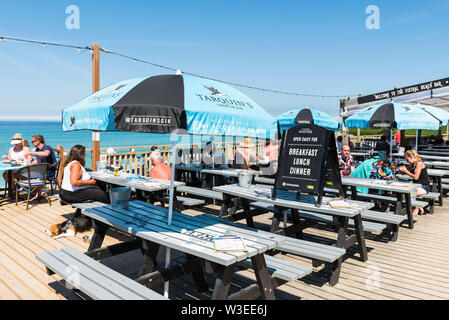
[26,135,57,176]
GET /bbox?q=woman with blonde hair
[398,149,430,215]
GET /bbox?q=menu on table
[213,236,247,252]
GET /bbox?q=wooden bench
[275,237,346,286]
[36,246,167,300]
[418,192,440,214]
[176,185,224,201]
[161,195,205,210]
[54,194,105,217]
[240,202,349,285]
[231,254,312,299]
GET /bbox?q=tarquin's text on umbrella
[196,94,254,110]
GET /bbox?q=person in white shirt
[59,145,109,204]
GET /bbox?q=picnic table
[82,200,310,300]
[90,171,184,192]
[213,183,374,262]
[175,165,260,189]
[395,168,447,206]
[90,171,186,207]
[0,162,26,200]
[418,151,449,157]
[420,161,449,169]
[340,176,420,228]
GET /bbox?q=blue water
[0,121,240,166]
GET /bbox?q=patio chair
[47,156,62,195]
[15,163,52,210]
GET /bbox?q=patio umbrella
[345,102,441,156]
[413,104,449,150]
[416,104,449,126]
[62,73,277,296]
[277,107,341,133]
[62,74,276,138]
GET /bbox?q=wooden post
[57,146,67,189]
[357,128,361,143]
[91,43,100,171]
[400,130,406,147]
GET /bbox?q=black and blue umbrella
[63,74,276,138]
[62,73,276,297]
[277,107,341,133]
[345,102,441,154]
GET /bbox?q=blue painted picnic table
[0,162,26,199]
[82,200,310,299]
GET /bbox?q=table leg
[219,194,231,219]
[352,214,368,262]
[241,198,255,228]
[404,194,414,229]
[270,206,282,234]
[88,220,109,251]
[437,177,443,206]
[394,193,403,215]
[211,265,234,300]
[251,253,276,300]
[350,186,358,200]
[201,173,212,190]
[186,253,209,292]
[8,170,14,200]
[219,194,237,219]
[139,240,160,276]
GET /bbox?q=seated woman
[59,145,109,205]
[233,138,258,170]
[2,133,33,189]
[398,150,430,216]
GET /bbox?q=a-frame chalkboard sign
[273,111,344,206]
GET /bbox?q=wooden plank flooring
[0,193,448,300]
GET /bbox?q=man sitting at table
[338,144,355,176]
[26,135,57,176]
[145,150,171,207]
[149,150,171,180]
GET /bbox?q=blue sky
[1,0,449,120]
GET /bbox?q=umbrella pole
[164,136,178,298]
[390,129,393,162]
[415,129,418,151]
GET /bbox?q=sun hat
[10,133,23,145]
[238,138,255,148]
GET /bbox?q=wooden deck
[1,193,449,300]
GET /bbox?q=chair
[15,163,52,210]
[47,156,62,195]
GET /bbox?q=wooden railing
[55,139,267,186]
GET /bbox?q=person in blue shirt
[25,134,57,176]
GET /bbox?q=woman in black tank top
[398,150,430,215]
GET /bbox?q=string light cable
[0,35,354,99]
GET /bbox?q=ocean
[0,121,240,168]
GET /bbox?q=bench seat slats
[175,196,205,206]
[36,247,167,300]
[239,255,312,282]
[276,242,344,262]
[176,186,224,200]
